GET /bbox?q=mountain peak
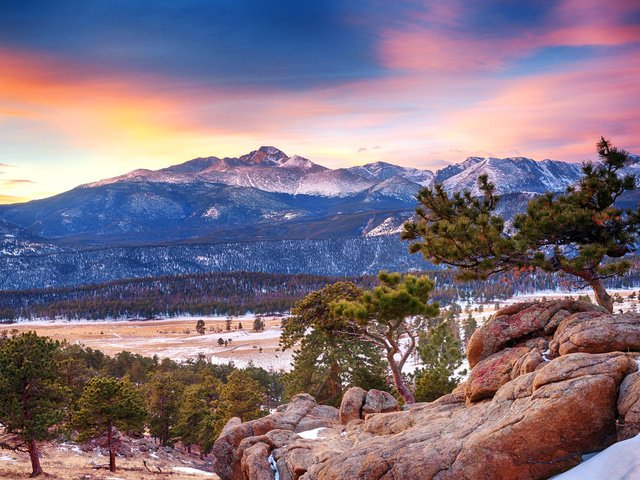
[239,146,289,166]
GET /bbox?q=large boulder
[211,304,640,480]
[212,394,338,480]
[339,387,367,425]
[465,347,531,403]
[617,371,640,439]
[303,353,636,480]
[362,389,400,416]
[550,312,640,357]
[466,300,606,367]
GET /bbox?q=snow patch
[202,206,221,219]
[172,466,215,477]
[550,433,640,479]
[268,453,280,480]
[297,428,326,440]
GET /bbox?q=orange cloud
[0,194,28,205]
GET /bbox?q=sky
[1,0,639,203]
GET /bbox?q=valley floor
[7,289,639,373]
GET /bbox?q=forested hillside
[2,259,638,322]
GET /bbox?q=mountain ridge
[0,146,637,289]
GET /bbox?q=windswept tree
[332,272,439,404]
[73,377,146,472]
[403,138,639,312]
[281,282,388,406]
[0,333,68,477]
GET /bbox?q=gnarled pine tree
[403,138,639,312]
[281,282,388,406]
[332,272,439,404]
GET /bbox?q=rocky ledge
[212,300,640,480]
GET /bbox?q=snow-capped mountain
[347,161,434,186]
[0,147,609,247]
[1,146,636,289]
[441,157,584,196]
[86,146,434,198]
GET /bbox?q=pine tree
[281,282,388,406]
[219,370,265,421]
[73,376,146,472]
[195,320,206,335]
[174,375,221,456]
[144,370,184,447]
[0,332,68,477]
[332,272,439,404]
[462,313,478,346]
[252,317,265,332]
[403,138,639,312]
[414,321,464,402]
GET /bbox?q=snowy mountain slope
[441,157,584,195]
[1,147,638,289]
[0,219,65,256]
[3,147,635,248]
[347,161,434,186]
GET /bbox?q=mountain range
[1,147,638,289]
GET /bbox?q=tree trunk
[590,277,614,313]
[328,361,341,401]
[389,358,414,404]
[27,438,43,477]
[107,422,116,472]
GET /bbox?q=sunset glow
[1,0,639,202]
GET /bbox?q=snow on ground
[172,466,215,477]
[0,455,16,462]
[9,288,638,374]
[297,428,326,440]
[13,313,257,326]
[551,433,640,479]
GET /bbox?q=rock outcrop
[212,301,640,480]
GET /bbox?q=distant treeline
[1,259,639,322]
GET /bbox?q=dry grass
[0,439,219,479]
[7,317,293,370]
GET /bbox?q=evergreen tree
[144,371,184,447]
[403,138,639,313]
[332,272,439,404]
[414,321,464,402]
[462,313,478,346]
[252,317,265,331]
[73,377,146,472]
[174,375,221,456]
[195,320,206,335]
[218,370,265,421]
[0,333,68,477]
[281,282,388,406]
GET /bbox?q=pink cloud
[379,0,640,72]
[427,51,640,162]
